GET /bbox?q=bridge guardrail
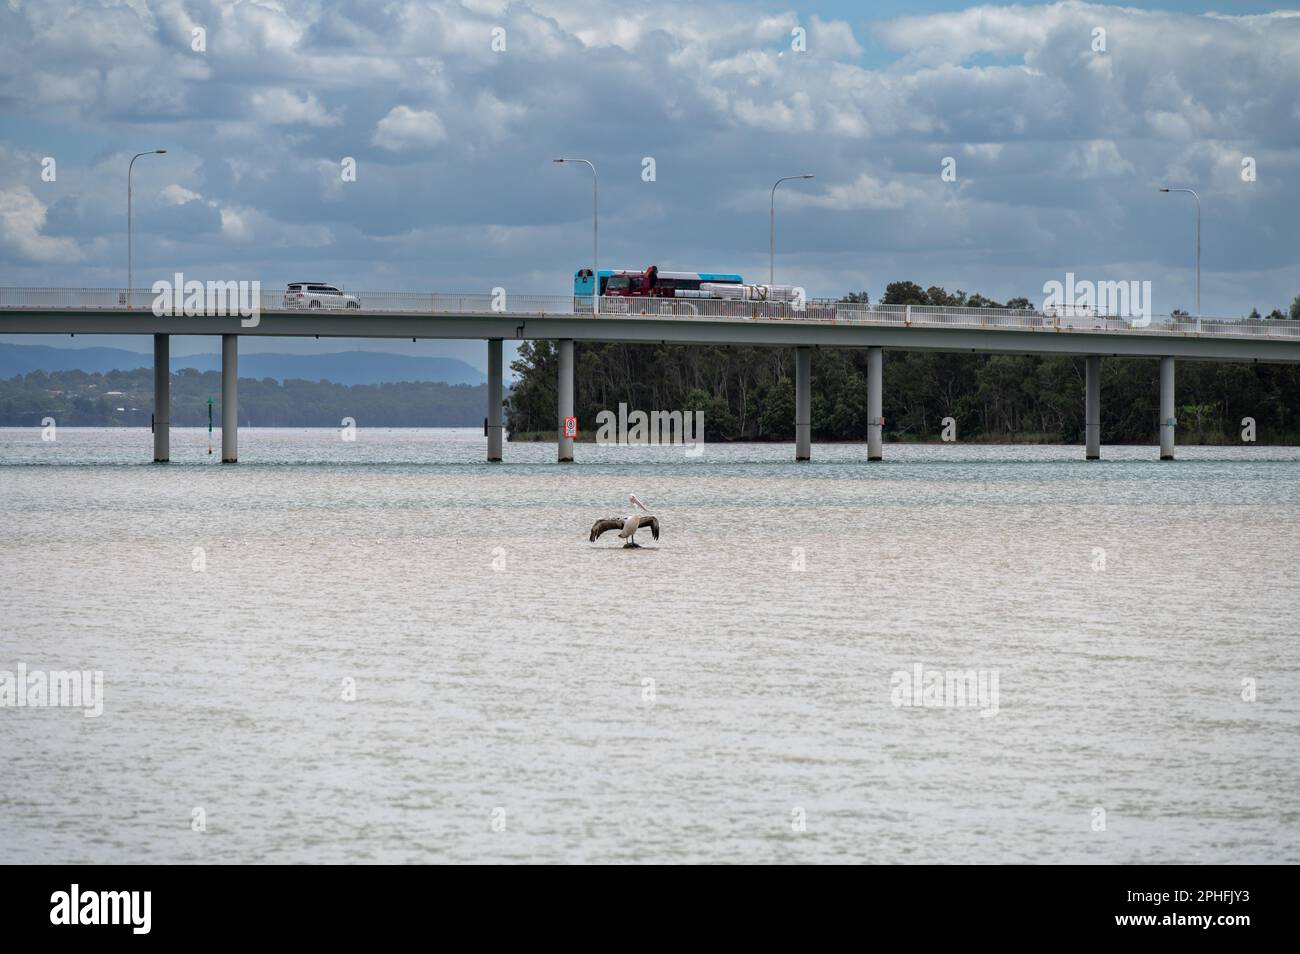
[583,296,1300,338]
[2,287,1298,341]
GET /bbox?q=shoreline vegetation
[507,430,1280,446]
[505,283,1300,447]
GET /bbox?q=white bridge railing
[1,287,1298,341]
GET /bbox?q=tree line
[505,283,1300,444]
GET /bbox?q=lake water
[2,427,1298,864]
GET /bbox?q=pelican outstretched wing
[642,516,659,540]
[589,518,625,541]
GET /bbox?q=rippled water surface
[2,427,1298,863]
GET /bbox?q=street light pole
[1159,187,1200,332]
[770,174,814,285]
[128,149,167,309]
[554,158,598,315]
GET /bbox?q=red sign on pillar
[563,416,578,439]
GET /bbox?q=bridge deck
[3,289,1299,362]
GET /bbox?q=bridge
[3,286,1299,464]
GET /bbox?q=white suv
[283,282,360,310]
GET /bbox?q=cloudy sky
[1,0,1297,361]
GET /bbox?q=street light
[1159,186,1200,332]
[554,158,598,315]
[770,174,814,285]
[128,149,167,309]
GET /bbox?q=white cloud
[475,92,526,143]
[875,4,1055,63]
[218,206,252,242]
[803,173,928,212]
[218,204,333,248]
[249,89,342,127]
[809,15,863,59]
[160,184,203,205]
[1062,140,1134,180]
[0,188,83,263]
[371,106,447,151]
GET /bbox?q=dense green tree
[881,281,927,305]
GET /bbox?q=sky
[1,0,1297,364]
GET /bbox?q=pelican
[590,494,660,548]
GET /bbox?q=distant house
[46,389,64,396]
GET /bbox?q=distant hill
[0,344,150,377]
[0,343,485,386]
[0,366,487,427]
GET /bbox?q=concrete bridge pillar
[222,334,238,463]
[867,346,883,461]
[487,338,503,462]
[152,333,169,463]
[795,346,811,461]
[557,338,574,463]
[1159,356,1175,460]
[1085,354,1101,460]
